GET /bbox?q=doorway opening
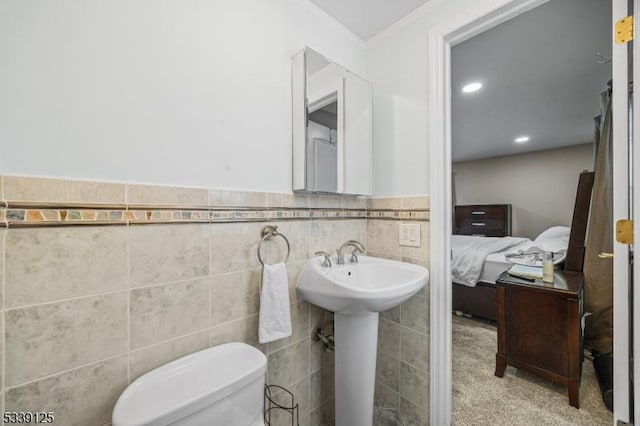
[428,0,619,424]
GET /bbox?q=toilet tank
[112,342,267,426]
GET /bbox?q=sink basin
[297,255,429,426]
[297,255,428,314]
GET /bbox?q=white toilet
[112,342,267,426]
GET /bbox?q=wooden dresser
[495,270,584,408]
[454,204,512,237]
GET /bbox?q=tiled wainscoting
[369,197,430,425]
[0,175,429,426]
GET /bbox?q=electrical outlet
[399,223,421,247]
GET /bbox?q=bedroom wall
[452,143,594,239]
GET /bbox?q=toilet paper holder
[264,384,299,426]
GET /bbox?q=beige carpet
[452,316,612,426]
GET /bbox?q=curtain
[583,89,614,355]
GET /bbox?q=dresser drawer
[454,204,512,237]
[455,205,506,219]
[456,218,506,231]
[456,230,507,237]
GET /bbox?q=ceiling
[451,0,612,162]
[310,0,429,40]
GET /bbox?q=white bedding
[451,234,570,287]
[451,235,528,287]
[476,251,515,285]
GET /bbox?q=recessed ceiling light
[462,82,483,93]
[515,136,530,143]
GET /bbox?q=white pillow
[537,236,570,254]
[535,226,571,242]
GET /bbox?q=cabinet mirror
[292,47,372,195]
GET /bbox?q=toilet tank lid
[112,342,267,426]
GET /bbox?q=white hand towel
[259,262,292,344]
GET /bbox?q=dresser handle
[471,211,486,215]
[472,222,486,226]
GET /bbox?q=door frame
[634,4,640,421]
[613,0,631,422]
[428,0,574,424]
[430,0,636,424]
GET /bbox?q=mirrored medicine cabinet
[292,47,373,196]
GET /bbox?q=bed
[452,171,594,322]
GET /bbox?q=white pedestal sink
[297,256,429,426]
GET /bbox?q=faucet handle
[315,251,332,268]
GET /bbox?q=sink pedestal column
[334,311,379,426]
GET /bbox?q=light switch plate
[399,223,421,247]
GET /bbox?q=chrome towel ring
[257,225,291,266]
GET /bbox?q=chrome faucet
[336,240,366,265]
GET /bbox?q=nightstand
[494,269,584,408]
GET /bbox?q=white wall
[452,143,593,238]
[366,0,483,196]
[0,0,365,192]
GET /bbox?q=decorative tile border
[367,209,430,221]
[0,176,430,227]
[0,204,427,228]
